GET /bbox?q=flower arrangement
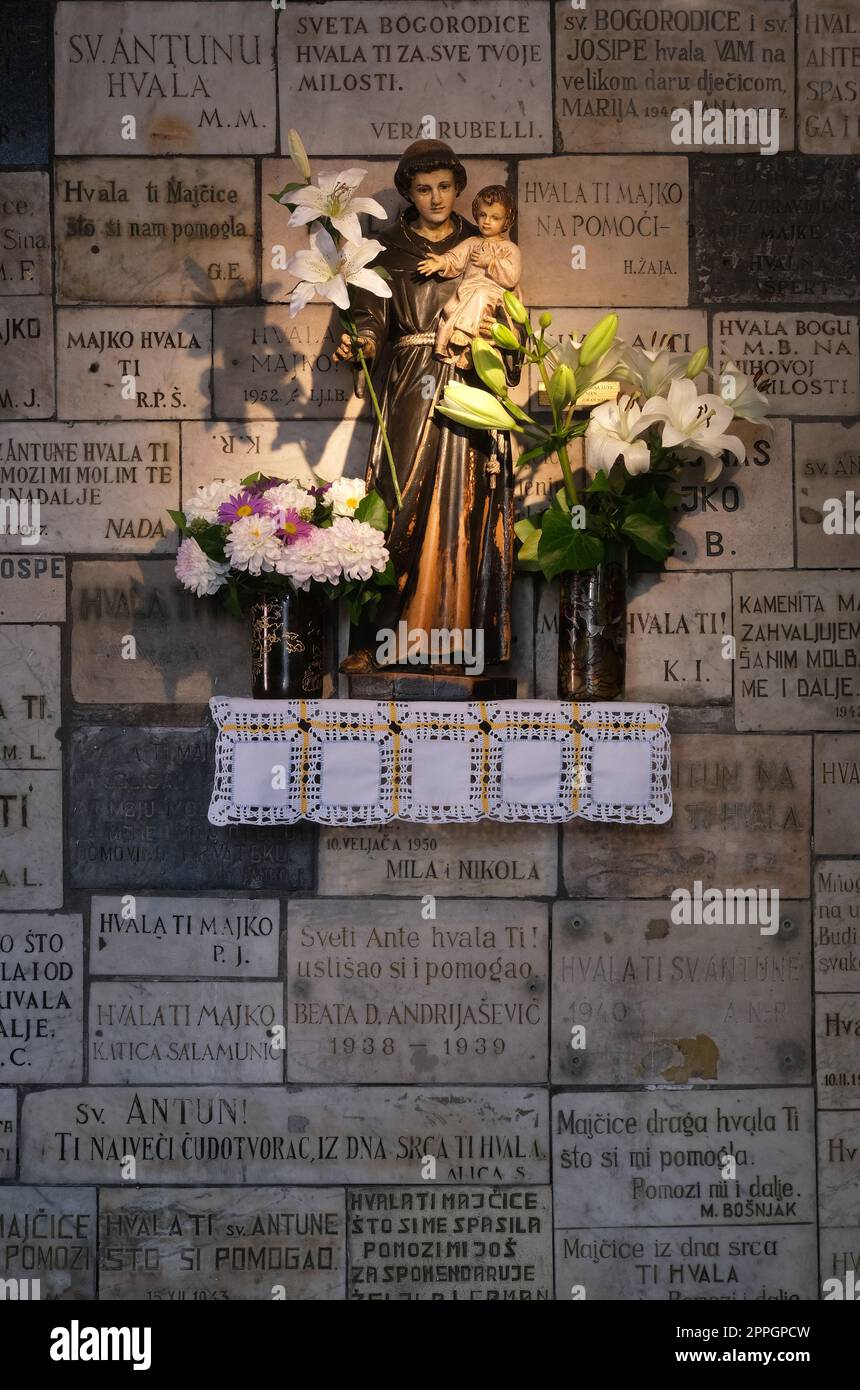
[272,130,402,507]
[436,297,769,579]
[169,474,394,622]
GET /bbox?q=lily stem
[535,352,578,507]
[556,441,578,508]
[343,315,402,511]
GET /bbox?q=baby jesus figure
[417,185,521,368]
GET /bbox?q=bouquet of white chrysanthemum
[169,471,394,621]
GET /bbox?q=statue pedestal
[347,670,517,702]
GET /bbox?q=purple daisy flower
[278,510,315,545]
[216,489,268,524]
[246,475,280,497]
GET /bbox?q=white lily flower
[715,359,770,424]
[587,395,653,476]
[286,225,391,316]
[616,339,689,399]
[639,377,746,480]
[545,333,623,394]
[285,168,387,244]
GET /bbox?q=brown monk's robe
[349,208,520,666]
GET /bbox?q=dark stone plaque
[22,1085,549,1185]
[0,1186,96,1299]
[68,725,314,891]
[694,156,860,303]
[562,734,811,899]
[0,1089,14,1179]
[557,1224,817,1301]
[553,1088,815,1229]
[0,1,49,166]
[100,1187,345,1300]
[348,1186,552,1300]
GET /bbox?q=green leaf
[624,491,670,525]
[514,517,539,543]
[620,509,673,561]
[375,558,396,587]
[608,458,629,494]
[373,265,392,282]
[167,509,188,533]
[192,527,228,561]
[354,489,388,532]
[586,470,611,494]
[516,529,541,564]
[585,512,610,538]
[514,443,550,470]
[538,507,604,579]
[241,471,263,486]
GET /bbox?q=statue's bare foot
[339,647,381,675]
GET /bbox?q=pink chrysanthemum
[216,489,267,524]
[278,510,314,545]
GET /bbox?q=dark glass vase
[249,589,323,699]
[558,547,628,700]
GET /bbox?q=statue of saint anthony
[334,139,520,673]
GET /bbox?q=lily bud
[502,290,529,325]
[547,363,576,413]
[685,346,709,379]
[579,312,618,366]
[491,322,521,352]
[538,311,553,329]
[437,382,518,432]
[286,128,311,181]
[471,339,507,397]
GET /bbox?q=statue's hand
[333,332,375,399]
[333,332,375,365]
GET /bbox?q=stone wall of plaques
[0,0,857,1302]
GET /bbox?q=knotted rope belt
[393,331,436,349]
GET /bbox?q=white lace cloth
[208,698,672,826]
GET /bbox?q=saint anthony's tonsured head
[394,139,467,230]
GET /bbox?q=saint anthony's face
[475,201,509,237]
[408,169,457,226]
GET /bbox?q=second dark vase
[558,549,628,701]
[250,589,323,699]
